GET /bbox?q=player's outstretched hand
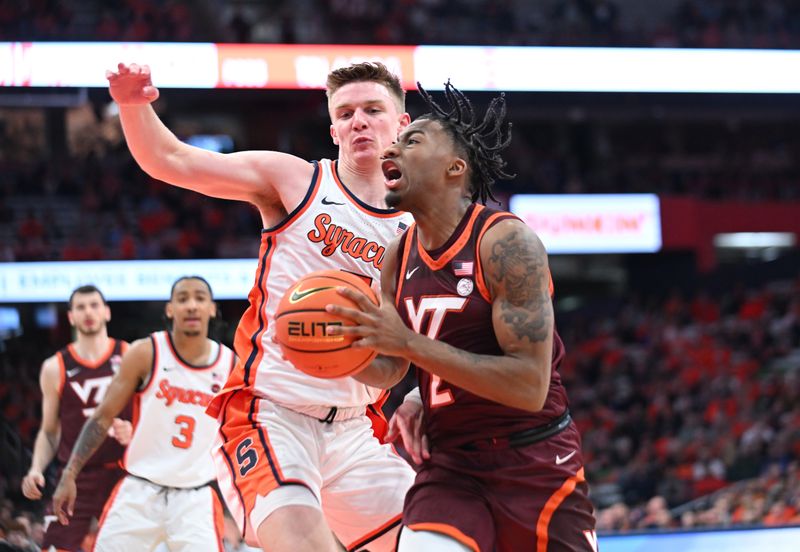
[106,63,160,105]
[110,417,133,446]
[386,398,430,465]
[326,287,415,357]
[21,470,45,500]
[52,474,77,525]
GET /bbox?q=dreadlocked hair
[417,80,514,204]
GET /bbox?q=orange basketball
[274,269,379,378]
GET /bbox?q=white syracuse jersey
[125,331,235,488]
[221,159,413,409]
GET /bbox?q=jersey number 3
[172,415,195,449]
[404,297,466,408]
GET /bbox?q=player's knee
[398,527,473,552]
[257,504,339,552]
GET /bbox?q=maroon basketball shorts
[402,422,597,552]
[43,464,125,551]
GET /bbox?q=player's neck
[414,198,471,251]
[72,332,111,361]
[170,331,211,365]
[336,158,388,208]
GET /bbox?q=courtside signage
[0,259,258,302]
[509,194,662,254]
[2,42,800,93]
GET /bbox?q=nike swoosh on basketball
[321,196,345,206]
[405,266,420,280]
[66,368,81,377]
[290,285,333,303]
[555,451,576,465]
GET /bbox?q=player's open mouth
[382,160,402,189]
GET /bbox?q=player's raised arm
[53,338,151,524]
[21,356,62,500]
[107,63,313,211]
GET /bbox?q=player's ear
[67,310,75,327]
[397,112,411,131]
[104,305,111,323]
[165,302,174,320]
[447,157,467,178]
[210,301,218,319]
[330,125,339,145]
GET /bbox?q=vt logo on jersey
[70,376,113,417]
[307,213,385,269]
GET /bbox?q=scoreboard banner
[0,259,258,302]
[3,42,800,93]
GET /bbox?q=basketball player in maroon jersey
[21,285,132,552]
[327,84,598,551]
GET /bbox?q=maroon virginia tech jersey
[56,339,130,467]
[395,204,568,450]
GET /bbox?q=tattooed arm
[329,219,553,412]
[52,339,152,524]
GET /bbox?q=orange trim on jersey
[406,523,480,552]
[55,351,66,397]
[330,160,407,219]
[211,486,226,552]
[66,339,117,370]
[416,204,485,271]
[138,335,159,395]
[366,389,390,443]
[120,341,130,355]
[347,513,402,551]
[164,331,223,371]
[263,164,324,236]
[474,212,512,302]
[394,224,416,307]
[223,231,279,397]
[92,475,126,550]
[536,467,586,552]
[215,390,315,545]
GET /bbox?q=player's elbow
[513,364,550,412]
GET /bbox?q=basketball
[274,269,379,378]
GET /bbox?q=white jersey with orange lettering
[125,331,235,488]
[208,160,415,551]
[220,159,413,409]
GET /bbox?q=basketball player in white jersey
[52,276,235,551]
[105,61,416,551]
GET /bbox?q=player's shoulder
[40,353,61,376]
[125,337,156,359]
[479,214,541,250]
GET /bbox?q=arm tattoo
[65,418,109,476]
[488,229,552,342]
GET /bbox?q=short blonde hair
[326,62,405,112]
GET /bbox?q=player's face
[166,279,216,337]
[67,292,110,336]
[381,119,462,211]
[329,82,410,166]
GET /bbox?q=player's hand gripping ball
[274,270,378,378]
